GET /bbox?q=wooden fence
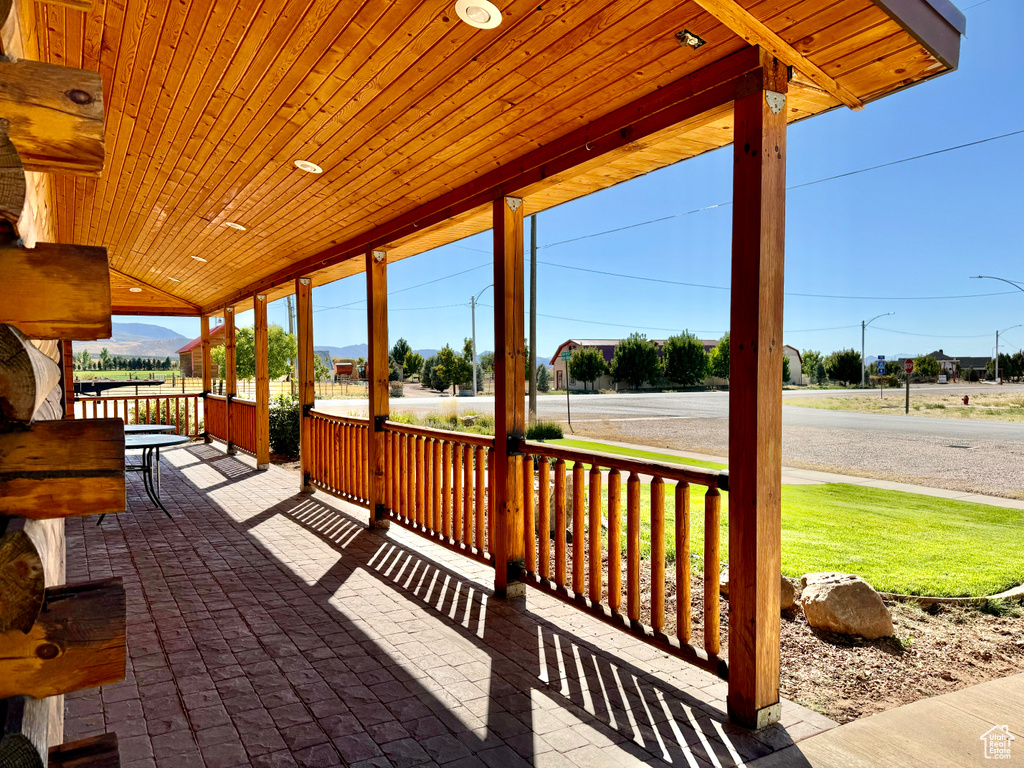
[204,395,227,442]
[75,393,205,439]
[230,398,258,456]
[307,411,370,506]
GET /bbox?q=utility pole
[861,312,894,388]
[995,324,1022,383]
[287,294,296,395]
[471,295,478,395]
[528,214,538,426]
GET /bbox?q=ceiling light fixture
[294,159,323,174]
[191,256,207,262]
[168,277,181,282]
[676,29,705,49]
[224,221,247,231]
[455,0,502,29]
[129,287,142,293]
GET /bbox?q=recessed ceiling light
[168,277,181,282]
[455,0,501,29]
[191,256,207,262]
[294,159,323,174]
[676,29,706,49]
[224,221,247,231]
[129,287,142,293]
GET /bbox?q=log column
[224,306,237,455]
[492,196,526,599]
[727,55,787,730]
[296,278,314,493]
[366,249,390,529]
[254,294,270,470]
[201,316,212,443]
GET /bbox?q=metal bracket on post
[374,415,387,432]
[374,503,387,521]
[505,197,522,213]
[372,250,386,263]
[506,434,522,456]
[765,91,786,115]
[302,404,313,416]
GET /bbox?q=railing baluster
[572,462,585,596]
[538,457,550,580]
[452,443,462,542]
[486,448,495,553]
[407,434,415,523]
[588,463,602,604]
[704,488,721,656]
[676,481,691,643]
[651,477,665,634]
[475,446,485,550]
[554,458,566,587]
[523,454,535,574]
[627,471,640,624]
[463,443,473,545]
[175,398,181,434]
[441,441,451,538]
[607,469,621,614]
[416,437,425,527]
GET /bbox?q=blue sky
[126,0,1023,361]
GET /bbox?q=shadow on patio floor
[64,444,828,767]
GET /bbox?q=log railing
[204,395,227,442]
[307,411,370,506]
[230,398,257,456]
[76,393,205,438]
[518,439,729,677]
[382,422,495,566]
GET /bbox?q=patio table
[99,433,189,524]
[124,424,177,435]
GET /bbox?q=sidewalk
[577,437,1024,511]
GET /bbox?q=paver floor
[64,443,834,767]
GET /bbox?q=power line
[315,262,489,313]
[872,326,992,339]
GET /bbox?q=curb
[878,583,1024,607]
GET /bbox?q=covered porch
[66,443,834,766]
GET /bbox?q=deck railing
[204,395,227,442]
[308,411,369,505]
[518,439,728,677]
[382,422,495,565]
[75,393,205,438]
[230,398,258,456]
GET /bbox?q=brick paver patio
[64,443,834,767]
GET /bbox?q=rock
[800,572,894,640]
[718,568,796,611]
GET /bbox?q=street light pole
[471,284,493,396]
[861,312,895,388]
[971,277,1024,385]
[995,324,1022,384]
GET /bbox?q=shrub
[526,420,563,440]
[825,348,863,385]
[268,394,301,456]
[536,365,550,392]
[389,381,404,398]
[709,334,730,379]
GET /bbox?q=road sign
[561,351,571,361]
[877,360,885,375]
[904,359,914,374]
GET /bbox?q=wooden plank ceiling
[34,0,960,316]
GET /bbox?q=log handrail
[76,392,204,439]
[206,394,227,402]
[307,409,368,427]
[382,420,495,448]
[520,439,727,490]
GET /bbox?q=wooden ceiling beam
[690,0,865,110]
[0,57,104,176]
[203,46,771,314]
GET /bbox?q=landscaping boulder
[800,572,894,639]
[719,568,796,611]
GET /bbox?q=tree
[212,324,297,382]
[420,354,441,390]
[390,338,411,371]
[404,351,424,379]
[313,353,331,382]
[782,355,791,383]
[801,350,822,379]
[663,332,708,386]
[609,333,662,390]
[813,359,827,385]
[537,365,550,392]
[824,348,862,385]
[913,354,940,379]
[99,348,111,371]
[568,347,607,391]
[708,333,730,379]
[437,344,471,395]
[479,352,495,374]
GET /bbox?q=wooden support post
[254,295,270,469]
[201,316,212,443]
[223,307,236,455]
[492,195,525,599]
[366,249,390,529]
[60,339,74,419]
[296,278,314,493]
[727,55,788,730]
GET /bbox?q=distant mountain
[73,322,188,360]
[320,344,438,360]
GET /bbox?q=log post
[492,196,526,599]
[296,278,314,493]
[60,340,73,419]
[727,54,787,730]
[365,249,389,529]
[223,307,236,455]
[200,316,212,443]
[254,295,270,469]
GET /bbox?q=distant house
[924,349,990,379]
[783,345,803,385]
[176,324,225,379]
[549,338,717,391]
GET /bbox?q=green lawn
[543,439,1024,597]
